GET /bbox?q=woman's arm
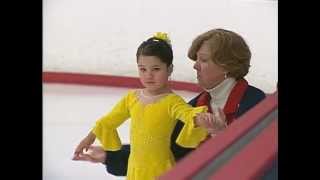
[105,145,130,176]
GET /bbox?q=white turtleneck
[205,77,237,112]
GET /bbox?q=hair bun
[153,32,171,45]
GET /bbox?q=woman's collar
[205,78,237,102]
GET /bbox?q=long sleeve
[92,92,131,151]
[170,120,195,161]
[170,96,208,148]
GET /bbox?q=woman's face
[137,55,170,94]
[193,41,227,89]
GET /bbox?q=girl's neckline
[141,89,173,98]
[137,89,174,105]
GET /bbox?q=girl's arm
[92,91,132,151]
[72,131,96,160]
[170,96,208,148]
[170,120,195,161]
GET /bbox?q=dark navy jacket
[104,84,266,176]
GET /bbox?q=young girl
[73,32,210,180]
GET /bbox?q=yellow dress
[92,90,208,180]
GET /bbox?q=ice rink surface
[43,83,197,180]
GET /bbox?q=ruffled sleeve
[92,91,132,151]
[169,95,208,148]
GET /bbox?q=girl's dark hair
[136,37,173,67]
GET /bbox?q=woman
[72,28,266,176]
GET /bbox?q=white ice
[43,83,198,180]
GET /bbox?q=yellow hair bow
[153,32,171,45]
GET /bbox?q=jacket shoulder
[237,86,266,117]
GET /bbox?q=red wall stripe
[43,72,202,92]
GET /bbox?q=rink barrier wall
[158,92,278,180]
[208,119,277,180]
[43,71,202,92]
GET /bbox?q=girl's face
[137,55,171,94]
[193,41,227,89]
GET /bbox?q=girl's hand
[195,113,212,128]
[72,132,96,160]
[195,108,227,135]
[207,108,227,135]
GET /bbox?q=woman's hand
[72,132,96,160]
[72,145,107,164]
